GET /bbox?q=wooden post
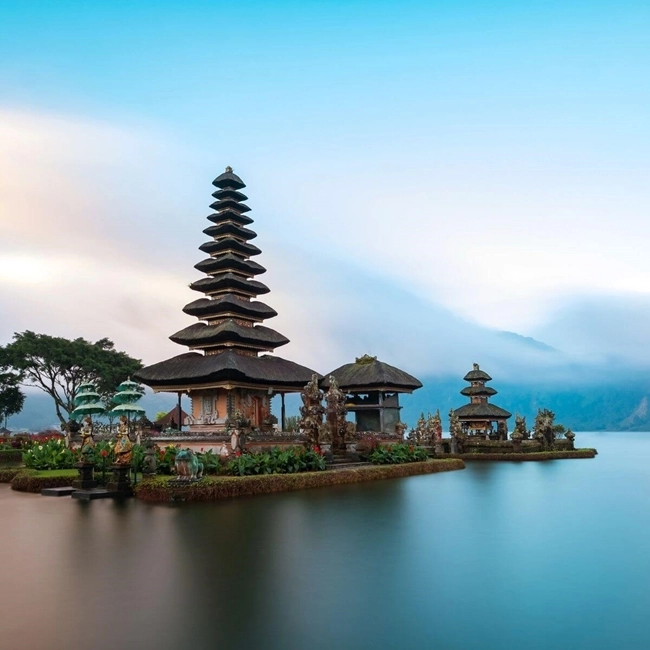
[177,392,182,431]
[281,393,286,432]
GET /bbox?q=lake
[4,432,650,650]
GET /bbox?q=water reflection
[3,434,650,649]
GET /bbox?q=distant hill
[8,377,650,433]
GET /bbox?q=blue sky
[2,0,650,384]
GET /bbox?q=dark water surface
[4,432,650,650]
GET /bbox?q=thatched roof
[211,188,248,202]
[196,238,261,258]
[135,350,319,390]
[454,403,511,419]
[200,222,257,242]
[206,210,254,226]
[209,199,250,214]
[170,321,289,350]
[213,168,246,190]
[460,386,497,397]
[463,364,492,382]
[321,355,422,393]
[194,254,266,275]
[182,295,277,320]
[189,273,270,296]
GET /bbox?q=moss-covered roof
[321,355,422,392]
[136,350,319,389]
[454,403,511,419]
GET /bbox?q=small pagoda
[135,167,319,433]
[453,363,511,439]
[321,355,422,434]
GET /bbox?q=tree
[0,370,25,429]
[0,331,143,429]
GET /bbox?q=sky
[2,0,650,387]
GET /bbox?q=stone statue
[142,439,157,477]
[114,416,134,465]
[497,420,507,441]
[298,374,325,446]
[408,413,428,445]
[533,408,556,450]
[449,409,464,454]
[512,414,529,441]
[565,428,576,450]
[395,421,407,439]
[325,377,348,452]
[78,417,95,462]
[429,410,444,454]
[174,449,204,481]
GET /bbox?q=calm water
[4,432,650,650]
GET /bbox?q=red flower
[235,451,241,457]
[100,450,108,458]
[314,445,321,454]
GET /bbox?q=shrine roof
[463,364,492,382]
[189,273,270,296]
[321,355,422,393]
[183,294,277,320]
[206,210,254,226]
[194,254,266,275]
[135,350,320,389]
[213,167,246,190]
[170,321,289,349]
[454,403,512,419]
[460,386,498,397]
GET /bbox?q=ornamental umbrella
[71,382,105,440]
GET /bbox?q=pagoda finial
[473,363,479,370]
[225,165,233,172]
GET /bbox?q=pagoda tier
[189,273,270,297]
[182,295,278,321]
[170,322,289,351]
[211,188,248,201]
[200,222,257,241]
[209,199,251,213]
[460,385,497,397]
[453,363,511,438]
[197,239,262,257]
[206,210,254,226]
[136,350,317,390]
[194,255,266,275]
[136,166,320,433]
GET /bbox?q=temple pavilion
[321,355,422,434]
[453,363,511,439]
[135,168,319,433]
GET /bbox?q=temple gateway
[135,168,319,433]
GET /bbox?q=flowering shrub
[227,446,326,476]
[356,434,381,459]
[156,445,179,474]
[23,438,78,470]
[369,443,428,465]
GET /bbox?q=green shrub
[11,469,78,493]
[156,445,179,474]
[370,443,429,465]
[227,446,326,476]
[135,459,466,502]
[0,449,25,466]
[23,438,77,470]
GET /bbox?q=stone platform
[72,488,124,501]
[41,487,76,497]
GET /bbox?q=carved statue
[449,409,464,454]
[497,420,507,441]
[298,374,325,446]
[113,416,134,465]
[395,421,407,439]
[533,408,556,450]
[78,417,95,462]
[511,414,529,441]
[325,377,347,451]
[174,449,204,480]
[408,413,428,445]
[142,439,157,476]
[565,428,576,450]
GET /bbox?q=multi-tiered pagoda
[136,167,319,433]
[453,363,511,439]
